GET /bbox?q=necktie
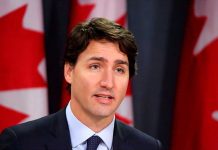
[86,135,102,150]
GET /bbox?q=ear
[64,63,73,84]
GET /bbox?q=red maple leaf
[68,0,95,31]
[0,5,47,91]
[126,81,132,96]
[115,113,132,125]
[172,9,218,148]
[0,105,28,132]
[115,13,127,27]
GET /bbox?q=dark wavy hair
[64,17,138,92]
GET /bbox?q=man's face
[65,40,129,123]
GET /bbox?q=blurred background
[1,0,218,150]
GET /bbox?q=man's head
[64,17,137,80]
[64,18,138,128]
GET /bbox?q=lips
[94,94,114,100]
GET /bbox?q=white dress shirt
[66,101,115,150]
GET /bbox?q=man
[0,18,162,150]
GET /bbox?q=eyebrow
[114,60,129,66]
[88,57,106,62]
[87,57,129,66]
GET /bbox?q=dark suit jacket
[0,109,162,150]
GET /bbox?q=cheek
[73,73,96,95]
[116,78,129,96]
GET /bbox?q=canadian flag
[0,0,48,131]
[61,0,133,125]
[171,0,218,150]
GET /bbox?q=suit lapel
[45,109,72,150]
[44,111,129,150]
[112,120,126,150]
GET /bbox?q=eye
[89,64,100,70]
[115,67,125,74]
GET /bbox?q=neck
[70,100,114,133]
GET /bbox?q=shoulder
[115,120,162,150]
[0,109,66,149]
[2,109,60,136]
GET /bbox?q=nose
[100,69,114,89]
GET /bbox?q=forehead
[77,40,128,63]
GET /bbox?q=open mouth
[94,94,114,100]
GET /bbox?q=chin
[94,110,115,118]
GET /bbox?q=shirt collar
[66,101,115,149]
